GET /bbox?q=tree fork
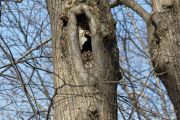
[46,0,121,119]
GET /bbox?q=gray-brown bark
[147,0,180,119]
[109,0,180,118]
[46,0,120,119]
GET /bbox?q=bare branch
[0,37,51,74]
[1,0,22,3]
[110,0,150,23]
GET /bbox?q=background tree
[110,0,180,119]
[0,0,178,119]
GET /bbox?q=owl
[78,27,88,50]
[78,27,90,50]
[82,51,94,69]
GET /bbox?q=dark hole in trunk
[63,20,67,27]
[81,36,92,53]
[76,14,94,69]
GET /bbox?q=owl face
[82,51,94,69]
[78,27,90,50]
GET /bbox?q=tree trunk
[46,0,120,119]
[147,0,180,118]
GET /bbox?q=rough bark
[147,0,180,119]
[46,0,120,119]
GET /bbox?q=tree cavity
[76,14,94,69]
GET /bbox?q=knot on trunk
[87,105,99,120]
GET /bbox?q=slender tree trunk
[147,0,180,118]
[46,0,120,119]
